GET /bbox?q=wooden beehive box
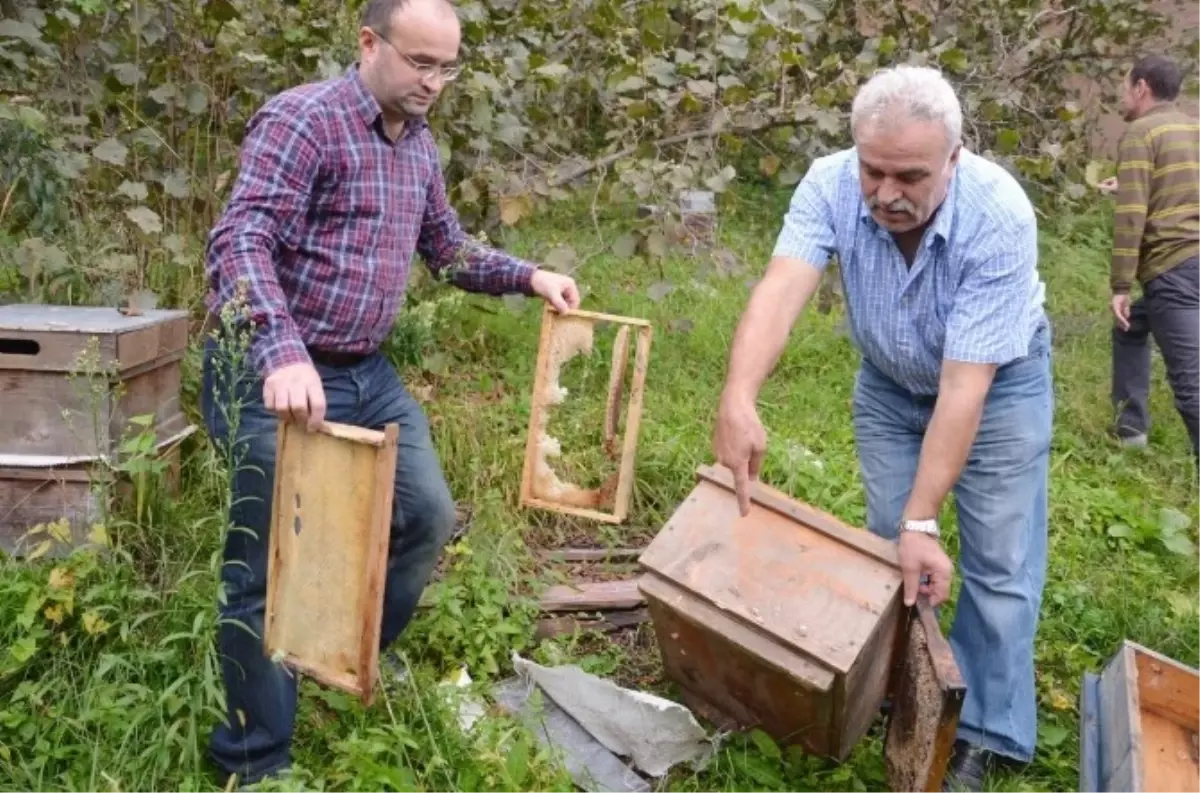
[0,304,190,459]
[639,464,965,786]
[1080,640,1199,792]
[0,304,192,556]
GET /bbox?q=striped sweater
[1111,103,1200,295]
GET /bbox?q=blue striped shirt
[773,148,1047,396]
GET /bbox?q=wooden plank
[534,607,649,639]
[0,329,119,372]
[519,305,652,523]
[603,325,631,453]
[540,578,646,611]
[542,547,644,562]
[1140,709,1199,793]
[1098,643,1143,792]
[115,316,189,373]
[612,325,651,522]
[557,307,652,327]
[263,419,398,706]
[1080,671,1102,793]
[883,600,967,793]
[1131,641,1200,730]
[696,464,900,570]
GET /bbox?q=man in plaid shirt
[201,0,579,783]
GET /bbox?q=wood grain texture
[263,420,398,705]
[1099,644,1144,792]
[540,578,646,611]
[638,471,910,762]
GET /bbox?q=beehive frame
[264,419,398,706]
[519,305,652,523]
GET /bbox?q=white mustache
[868,196,916,216]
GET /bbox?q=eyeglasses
[370,28,461,82]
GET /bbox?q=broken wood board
[1079,639,1199,792]
[264,419,398,706]
[519,306,652,524]
[536,607,650,640]
[540,578,646,612]
[541,547,645,562]
[884,599,966,793]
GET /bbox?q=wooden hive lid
[639,464,904,676]
[0,304,189,373]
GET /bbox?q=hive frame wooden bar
[264,419,399,706]
[520,306,652,524]
[883,599,967,792]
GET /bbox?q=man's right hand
[263,362,327,431]
[713,395,768,517]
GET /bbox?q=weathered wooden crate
[0,435,190,557]
[0,304,190,460]
[264,420,399,705]
[0,304,194,556]
[639,465,965,789]
[1080,639,1199,792]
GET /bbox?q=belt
[306,347,369,368]
[202,311,369,368]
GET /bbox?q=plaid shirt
[205,66,538,377]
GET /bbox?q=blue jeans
[201,339,457,783]
[853,324,1053,764]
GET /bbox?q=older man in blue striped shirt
[713,66,1052,791]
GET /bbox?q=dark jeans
[201,339,457,783]
[1112,255,1200,456]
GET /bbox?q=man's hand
[713,395,768,517]
[531,270,581,312]
[263,362,327,431]
[1111,294,1132,332]
[1097,176,1119,195]
[898,531,954,607]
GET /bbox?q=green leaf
[1038,722,1068,748]
[92,137,129,166]
[1161,532,1196,556]
[110,62,145,86]
[125,206,163,235]
[749,728,782,759]
[184,84,208,115]
[1107,523,1134,539]
[716,35,749,60]
[116,180,149,201]
[612,234,637,259]
[996,128,1020,154]
[939,47,969,73]
[1157,507,1191,535]
[162,171,191,199]
[543,245,577,273]
[205,0,241,22]
[533,63,569,78]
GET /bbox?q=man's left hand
[531,269,581,312]
[898,531,954,607]
[1111,294,1132,332]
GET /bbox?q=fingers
[748,441,765,481]
[307,382,327,432]
[563,281,581,310]
[730,461,752,517]
[900,556,922,607]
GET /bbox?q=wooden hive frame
[264,419,399,706]
[519,305,652,524]
[883,599,967,792]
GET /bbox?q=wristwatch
[900,518,939,540]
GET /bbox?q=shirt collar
[857,156,958,249]
[343,64,429,140]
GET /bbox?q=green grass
[1,185,1196,792]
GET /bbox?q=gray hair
[850,66,963,149]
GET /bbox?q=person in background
[201,0,579,785]
[1108,53,1199,456]
[712,66,1052,792]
